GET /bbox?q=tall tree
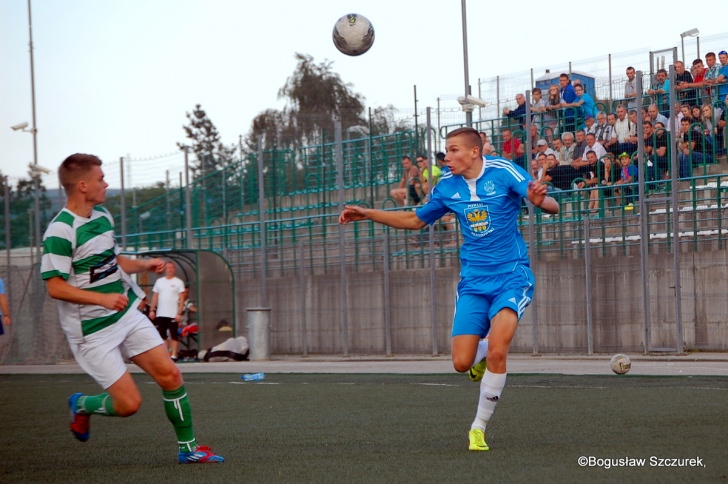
[177,104,236,180]
[247,53,367,151]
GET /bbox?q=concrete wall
[237,248,728,355]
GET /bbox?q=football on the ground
[332,14,375,56]
[610,353,631,374]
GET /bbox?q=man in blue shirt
[559,73,578,134]
[339,127,559,452]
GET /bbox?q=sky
[2,0,727,190]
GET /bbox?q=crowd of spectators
[486,53,728,210]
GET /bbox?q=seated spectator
[560,132,576,165]
[605,112,619,153]
[571,130,587,161]
[581,133,608,179]
[583,115,597,136]
[528,124,540,159]
[416,154,441,197]
[610,152,638,207]
[390,155,422,206]
[700,103,725,156]
[534,139,556,159]
[503,93,527,128]
[647,104,669,128]
[678,117,713,177]
[552,137,568,165]
[594,112,614,148]
[478,132,494,156]
[611,106,637,156]
[531,153,548,181]
[436,151,449,173]
[500,128,521,161]
[651,122,671,180]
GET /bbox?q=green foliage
[0,170,51,250]
[177,104,237,180]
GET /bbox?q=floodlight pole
[461,0,472,126]
[26,0,41,263]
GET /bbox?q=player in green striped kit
[41,153,223,464]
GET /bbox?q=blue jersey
[416,157,532,276]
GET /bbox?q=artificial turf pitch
[1,373,726,483]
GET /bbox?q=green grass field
[1,373,727,483]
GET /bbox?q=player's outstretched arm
[118,256,166,275]
[339,205,427,230]
[527,180,559,215]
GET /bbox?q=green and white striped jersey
[41,206,140,342]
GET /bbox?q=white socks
[473,338,489,366]
[471,370,507,432]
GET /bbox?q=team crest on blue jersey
[465,205,491,237]
[483,180,496,196]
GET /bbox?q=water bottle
[241,372,265,382]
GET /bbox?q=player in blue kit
[339,127,559,451]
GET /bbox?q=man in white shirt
[150,262,186,362]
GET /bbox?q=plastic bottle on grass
[241,372,265,382]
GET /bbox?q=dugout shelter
[125,249,237,353]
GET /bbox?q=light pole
[461,0,472,126]
[680,28,699,64]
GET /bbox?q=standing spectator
[390,156,422,206]
[150,262,186,362]
[624,67,639,110]
[648,69,671,118]
[559,73,578,133]
[531,87,548,128]
[544,85,561,135]
[704,52,721,101]
[713,52,728,103]
[674,60,696,106]
[338,127,558,453]
[502,93,527,129]
[688,58,707,105]
[0,276,10,335]
[41,153,223,463]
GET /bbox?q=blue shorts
[451,265,535,337]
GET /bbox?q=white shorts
[69,309,164,389]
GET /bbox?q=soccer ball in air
[610,354,631,375]
[332,14,375,56]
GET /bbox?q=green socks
[77,393,117,416]
[163,386,197,452]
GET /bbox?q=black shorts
[154,316,179,341]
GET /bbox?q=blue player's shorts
[451,265,535,337]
